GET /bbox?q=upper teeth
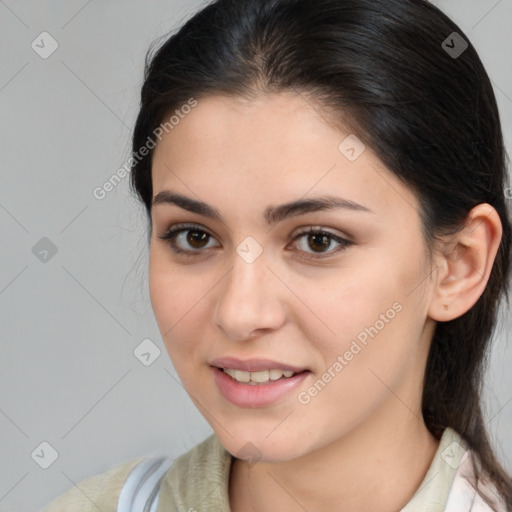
[222,368,296,384]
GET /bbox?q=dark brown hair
[129,0,512,508]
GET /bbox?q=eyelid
[157,222,353,259]
[288,226,352,260]
[289,224,351,240]
[158,222,351,240]
[156,222,219,254]
[158,222,215,238]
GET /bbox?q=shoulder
[42,456,147,512]
[166,433,229,478]
[43,435,232,512]
[446,446,508,512]
[158,434,232,510]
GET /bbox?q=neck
[228,402,440,512]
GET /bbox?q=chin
[214,426,313,464]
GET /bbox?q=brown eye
[307,233,332,253]
[157,223,353,261]
[157,223,219,255]
[291,227,353,260]
[186,230,210,249]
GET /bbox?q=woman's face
[149,92,437,462]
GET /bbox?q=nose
[213,249,287,341]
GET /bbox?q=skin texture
[148,91,503,512]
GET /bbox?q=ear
[428,203,503,322]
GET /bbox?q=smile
[212,366,311,408]
[222,368,296,384]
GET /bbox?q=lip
[210,356,307,373]
[211,366,311,408]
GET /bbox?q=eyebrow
[152,190,373,225]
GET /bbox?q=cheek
[294,295,419,437]
[296,246,427,382]
[148,250,204,356]
[293,268,402,352]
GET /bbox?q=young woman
[44,0,512,510]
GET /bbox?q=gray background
[0,1,511,511]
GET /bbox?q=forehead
[150,92,421,225]
[153,92,343,165]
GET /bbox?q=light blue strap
[117,456,174,512]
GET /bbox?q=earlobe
[428,203,503,322]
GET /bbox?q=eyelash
[157,223,353,261]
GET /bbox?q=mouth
[209,356,309,385]
[209,356,311,407]
[211,364,311,408]
[219,367,305,385]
